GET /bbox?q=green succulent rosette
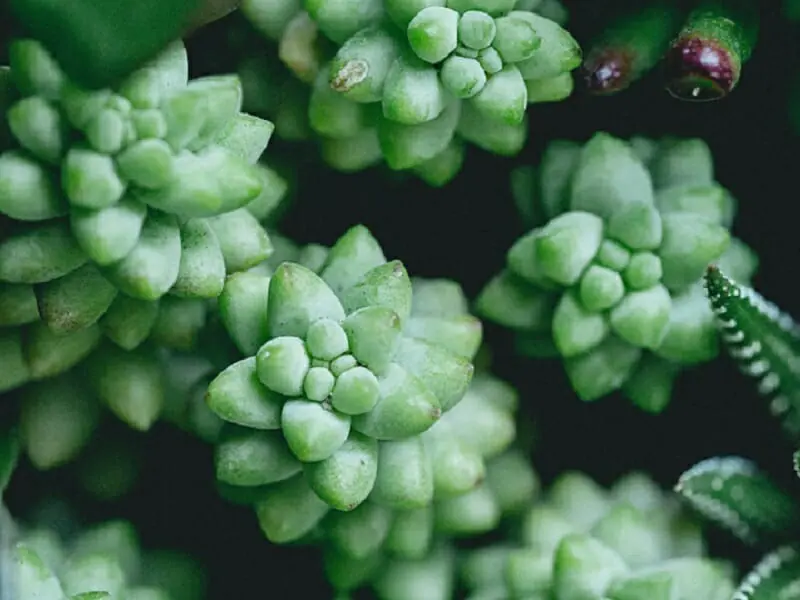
[9,515,206,600]
[155,232,330,442]
[240,0,580,185]
[203,225,551,553]
[476,133,759,411]
[460,470,737,600]
[0,38,285,395]
[205,226,537,596]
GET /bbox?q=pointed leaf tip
[703,266,800,434]
[675,456,800,545]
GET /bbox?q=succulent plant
[458,470,737,600]
[704,265,800,435]
[675,456,800,599]
[239,0,580,184]
[1,440,203,600]
[205,225,519,542]
[6,0,244,89]
[0,37,289,395]
[476,133,758,411]
[0,4,793,599]
[9,515,207,600]
[670,267,800,597]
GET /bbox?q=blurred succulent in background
[1,436,205,600]
[580,1,685,96]
[7,0,234,89]
[476,133,758,412]
[371,470,736,600]
[13,515,207,599]
[235,0,579,184]
[788,0,800,20]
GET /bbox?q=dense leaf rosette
[476,133,758,411]
[0,38,284,396]
[204,225,541,571]
[239,0,579,184]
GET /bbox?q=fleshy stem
[665,0,759,101]
[582,1,684,95]
[704,264,800,435]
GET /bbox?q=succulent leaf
[675,456,800,545]
[731,545,800,600]
[704,265,800,435]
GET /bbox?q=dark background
[7,0,800,597]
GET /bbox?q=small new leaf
[675,456,800,546]
[732,545,800,599]
[704,265,800,436]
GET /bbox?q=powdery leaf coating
[477,134,753,408]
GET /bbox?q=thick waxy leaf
[675,456,800,545]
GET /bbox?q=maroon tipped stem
[582,49,635,95]
[665,36,737,102]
